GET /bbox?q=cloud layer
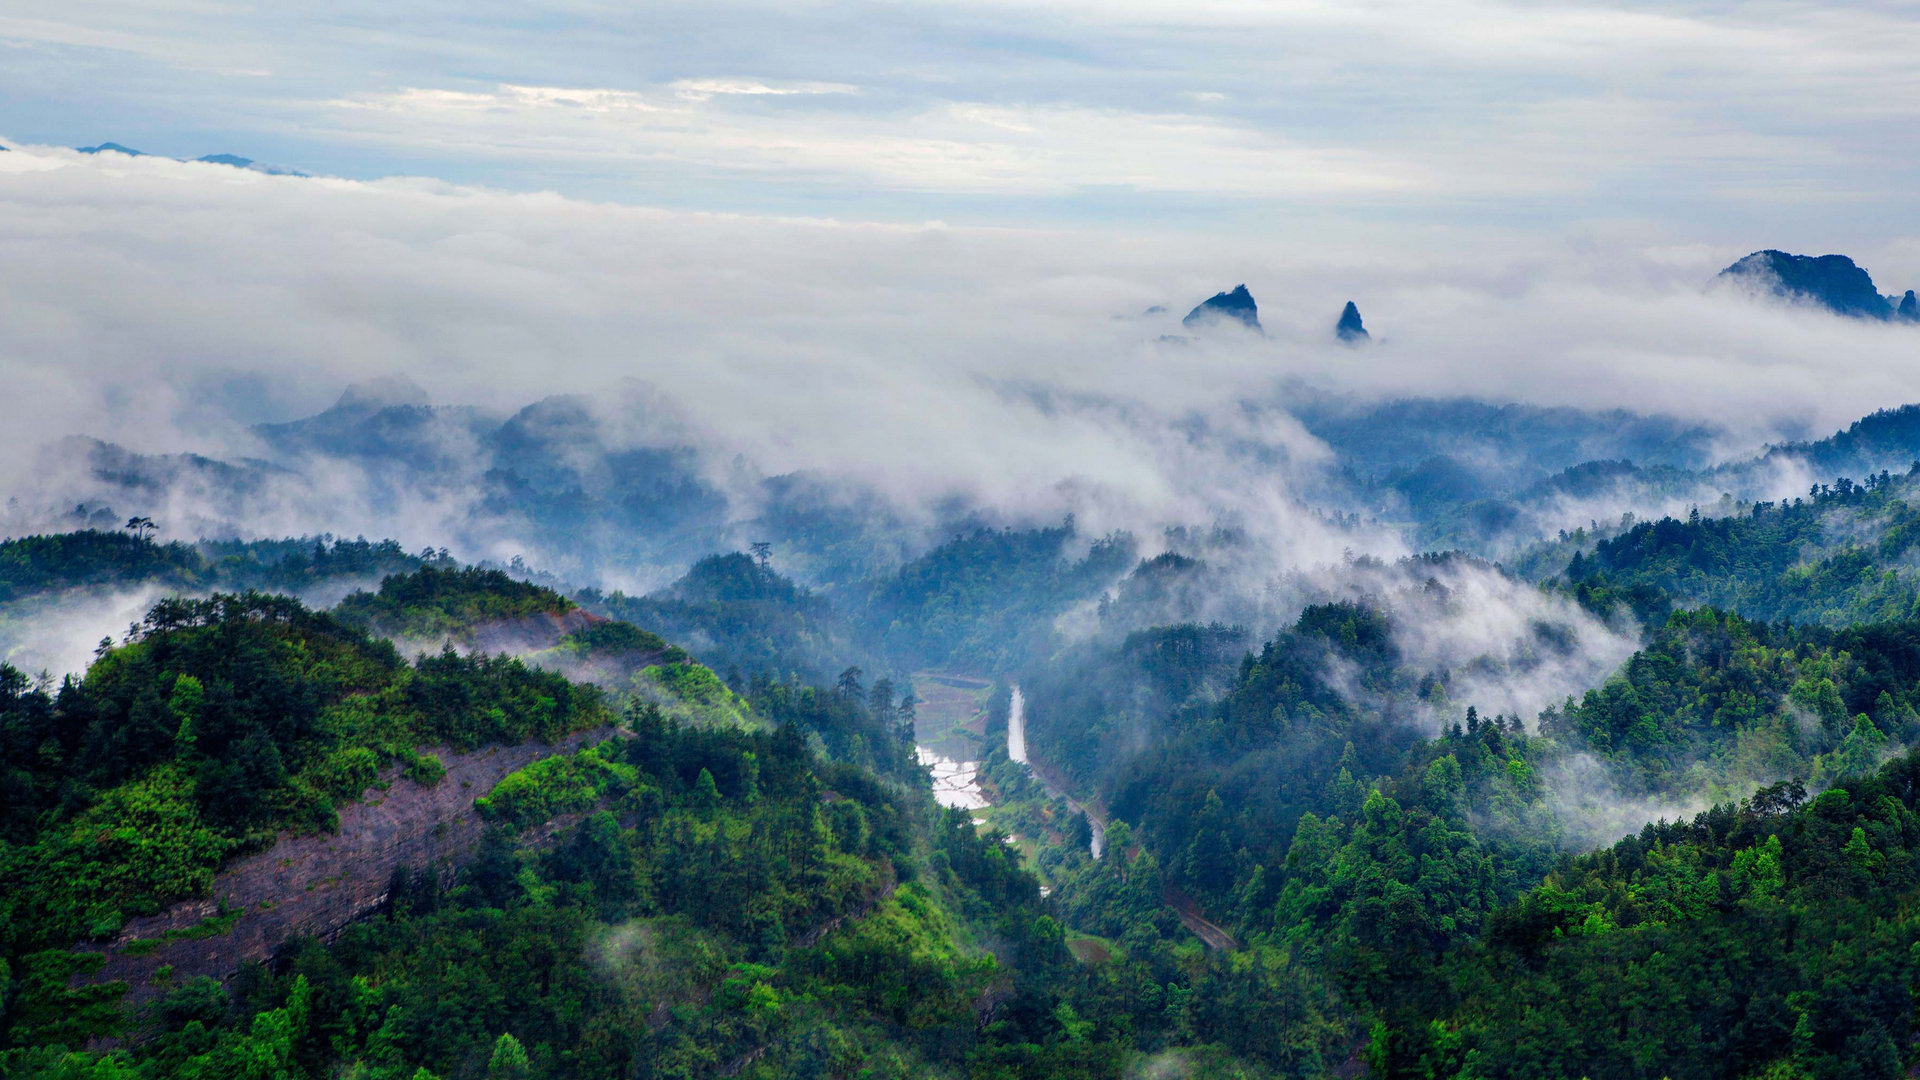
[1,145,1919,579]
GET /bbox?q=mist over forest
[9,2,1920,1075]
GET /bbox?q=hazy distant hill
[1719,248,1917,321]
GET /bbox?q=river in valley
[910,677,1104,857]
[1006,684,1028,763]
[1006,685,1105,859]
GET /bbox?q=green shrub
[478,745,637,827]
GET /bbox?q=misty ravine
[15,7,1920,1069]
[1007,683,1106,859]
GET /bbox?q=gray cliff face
[78,726,618,1007]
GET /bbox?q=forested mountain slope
[1553,467,1920,628]
[986,583,1920,1076]
[581,553,862,685]
[0,591,611,959]
[1381,754,1920,1079]
[22,402,1920,1077]
[0,575,1129,1080]
[0,531,435,606]
[859,521,1135,673]
[1335,401,1920,558]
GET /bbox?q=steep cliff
[78,726,618,1006]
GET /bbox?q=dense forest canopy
[16,397,1920,1077]
[0,581,1099,1079]
[579,553,859,685]
[0,591,610,954]
[1557,467,1920,628]
[13,0,1920,1061]
[0,532,439,606]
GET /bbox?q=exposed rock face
[1901,290,1919,322]
[1718,250,1898,319]
[76,726,618,1007]
[1336,301,1369,344]
[1183,285,1261,331]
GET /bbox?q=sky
[3,0,1920,250]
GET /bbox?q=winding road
[1165,886,1241,951]
[1012,684,1238,951]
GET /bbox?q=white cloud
[669,78,859,99]
[1,0,1915,236]
[321,83,1420,196]
[0,144,1917,574]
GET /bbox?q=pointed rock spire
[1901,290,1918,322]
[1183,285,1260,331]
[1336,301,1369,344]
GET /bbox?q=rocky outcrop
[1718,250,1908,320]
[1900,290,1918,322]
[77,726,618,1007]
[1183,285,1261,331]
[1336,301,1369,344]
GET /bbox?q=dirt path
[1164,886,1240,951]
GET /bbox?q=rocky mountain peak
[1183,284,1260,331]
[1336,301,1369,344]
[1719,249,1899,320]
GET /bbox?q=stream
[913,680,1103,858]
[1006,684,1105,859]
[1007,684,1029,764]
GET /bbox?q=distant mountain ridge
[1719,249,1918,321]
[194,152,308,176]
[1740,403,1920,477]
[75,140,309,176]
